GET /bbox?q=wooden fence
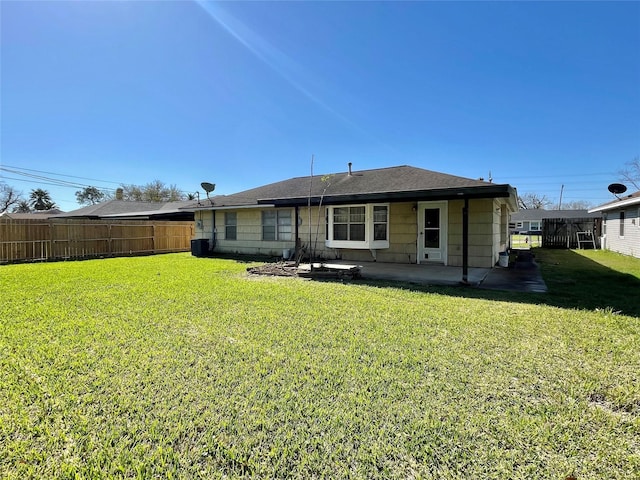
[0,218,195,264]
[542,217,602,249]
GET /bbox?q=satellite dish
[201,182,216,193]
[608,183,627,196]
[200,182,216,205]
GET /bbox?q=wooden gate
[542,217,601,249]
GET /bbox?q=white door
[417,201,448,264]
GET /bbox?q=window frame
[619,211,625,238]
[262,209,292,241]
[224,212,237,240]
[325,203,389,249]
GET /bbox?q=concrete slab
[479,252,548,293]
[317,260,491,287]
[310,255,547,293]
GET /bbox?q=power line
[0,164,123,186]
[0,165,196,198]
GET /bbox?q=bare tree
[618,157,640,190]
[518,192,553,210]
[551,200,592,210]
[1,183,23,213]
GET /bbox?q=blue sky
[1,0,639,211]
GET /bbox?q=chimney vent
[115,188,124,200]
[348,162,353,176]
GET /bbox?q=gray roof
[183,165,517,210]
[1,209,65,220]
[589,190,640,213]
[510,209,602,222]
[54,200,195,219]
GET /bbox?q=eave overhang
[259,184,518,210]
[589,195,640,213]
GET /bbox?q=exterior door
[417,201,448,264]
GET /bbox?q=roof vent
[348,162,353,176]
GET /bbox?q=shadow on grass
[206,249,640,317]
[313,249,640,318]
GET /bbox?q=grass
[1,251,639,479]
[510,234,542,249]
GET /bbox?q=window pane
[350,224,365,241]
[620,212,625,236]
[350,206,365,223]
[334,224,348,240]
[277,210,291,225]
[425,208,439,228]
[262,211,276,226]
[374,223,387,241]
[373,206,387,223]
[263,225,276,241]
[278,225,292,241]
[425,230,439,248]
[225,212,237,240]
[225,226,237,240]
[225,212,237,226]
[333,207,348,223]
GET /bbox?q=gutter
[589,195,640,213]
[260,184,518,210]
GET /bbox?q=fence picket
[0,218,194,263]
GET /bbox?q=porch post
[294,205,300,259]
[462,197,469,285]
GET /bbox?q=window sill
[325,240,389,250]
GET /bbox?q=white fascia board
[589,196,640,213]
[193,204,275,211]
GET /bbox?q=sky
[1,0,639,212]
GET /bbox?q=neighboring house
[54,200,195,221]
[0,209,65,220]
[510,209,601,234]
[182,165,518,268]
[589,191,640,258]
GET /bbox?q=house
[0,209,65,220]
[589,191,640,258]
[182,165,518,269]
[54,199,195,221]
[510,209,601,234]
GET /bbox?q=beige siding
[447,198,500,268]
[194,198,513,267]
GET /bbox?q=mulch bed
[246,262,300,277]
[247,261,362,281]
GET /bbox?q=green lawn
[510,234,542,249]
[1,251,638,479]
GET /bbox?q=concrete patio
[301,252,547,293]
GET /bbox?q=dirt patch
[247,262,300,277]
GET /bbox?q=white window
[225,212,237,240]
[262,209,292,241]
[529,220,541,231]
[619,211,625,237]
[326,204,389,249]
[516,221,523,228]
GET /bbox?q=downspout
[211,210,216,252]
[461,197,469,285]
[295,205,300,259]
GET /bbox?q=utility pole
[558,184,564,210]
